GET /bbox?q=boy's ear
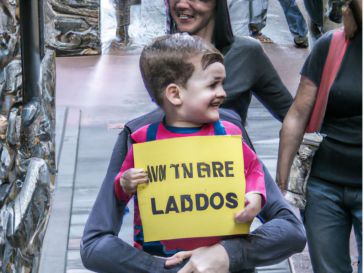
[165,83,183,106]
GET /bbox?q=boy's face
[178,55,226,126]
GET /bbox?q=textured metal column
[0,1,55,272]
[19,0,41,104]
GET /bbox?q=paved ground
[38,1,323,272]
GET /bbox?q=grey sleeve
[250,44,293,122]
[221,164,306,272]
[80,130,182,273]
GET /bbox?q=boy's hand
[234,192,262,223]
[120,168,148,194]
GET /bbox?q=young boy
[114,33,266,256]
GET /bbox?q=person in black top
[277,1,362,272]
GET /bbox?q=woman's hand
[165,244,229,273]
[120,168,148,194]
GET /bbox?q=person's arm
[80,129,177,273]
[218,78,316,271]
[275,31,331,191]
[234,141,266,223]
[165,122,305,272]
[114,146,148,197]
[242,141,266,203]
[220,162,306,271]
[250,43,293,122]
[166,162,306,272]
[276,76,318,191]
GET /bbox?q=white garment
[129,0,166,47]
[227,0,250,36]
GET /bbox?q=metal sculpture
[0,0,55,272]
[45,0,101,56]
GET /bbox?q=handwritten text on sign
[134,135,249,242]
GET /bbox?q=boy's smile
[173,55,226,127]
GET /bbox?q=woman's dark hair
[213,0,234,51]
[165,0,235,52]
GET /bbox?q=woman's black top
[302,31,362,187]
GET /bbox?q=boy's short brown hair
[140,33,224,106]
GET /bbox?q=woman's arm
[276,76,318,191]
[80,129,176,273]
[220,162,306,271]
[166,161,306,273]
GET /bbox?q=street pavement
[38,1,319,272]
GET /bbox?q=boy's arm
[114,146,134,202]
[114,146,148,200]
[242,142,266,204]
[233,141,265,223]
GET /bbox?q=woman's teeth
[179,14,193,19]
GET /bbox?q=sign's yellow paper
[134,135,249,242]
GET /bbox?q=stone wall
[0,1,55,272]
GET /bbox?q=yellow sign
[134,135,249,242]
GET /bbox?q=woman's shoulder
[229,36,264,53]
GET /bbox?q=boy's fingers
[123,178,149,194]
[131,172,148,180]
[132,168,145,173]
[129,168,146,175]
[124,168,146,177]
[135,168,148,176]
[133,178,148,185]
